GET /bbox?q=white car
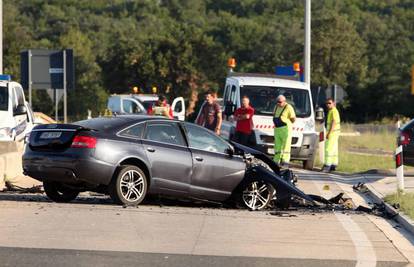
[107,94,186,121]
[0,76,34,142]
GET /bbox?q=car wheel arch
[115,157,151,186]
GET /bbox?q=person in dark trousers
[196,90,222,135]
[233,96,254,146]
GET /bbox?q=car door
[183,123,245,201]
[142,121,193,195]
[13,85,27,141]
[171,97,185,121]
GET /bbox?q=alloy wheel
[120,170,144,202]
[242,181,272,210]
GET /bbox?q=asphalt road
[0,169,413,267]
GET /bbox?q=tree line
[4,0,414,122]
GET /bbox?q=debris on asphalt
[352,182,369,193]
[4,181,43,194]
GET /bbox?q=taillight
[71,135,97,148]
[400,131,411,145]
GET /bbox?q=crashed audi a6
[23,116,312,210]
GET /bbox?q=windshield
[0,86,7,111]
[240,86,311,117]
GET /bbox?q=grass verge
[384,192,414,220]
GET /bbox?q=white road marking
[301,169,378,267]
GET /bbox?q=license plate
[40,132,62,139]
[267,148,275,154]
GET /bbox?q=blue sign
[275,66,296,76]
[0,74,11,81]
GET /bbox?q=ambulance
[220,72,318,169]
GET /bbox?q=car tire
[239,179,274,211]
[108,165,147,206]
[43,182,79,203]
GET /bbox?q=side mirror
[225,146,234,157]
[14,105,27,116]
[315,107,324,122]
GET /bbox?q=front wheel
[108,165,148,206]
[303,155,315,170]
[239,180,274,210]
[43,182,79,203]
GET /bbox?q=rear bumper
[22,149,115,186]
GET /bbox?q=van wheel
[303,155,315,170]
[43,182,79,203]
[109,165,147,206]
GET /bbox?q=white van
[220,73,318,169]
[0,77,33,142]
[107,94,186,121]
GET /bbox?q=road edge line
[364,183,414,237]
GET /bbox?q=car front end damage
[231,142,315,210]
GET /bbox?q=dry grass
[312,124,399,173]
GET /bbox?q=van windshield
[0,86,7,111]
[240,86,311,118]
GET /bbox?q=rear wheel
[43,182,79,203]
[108,165,147,206]
[240,180,274,210]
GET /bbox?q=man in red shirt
[233,96,254,146]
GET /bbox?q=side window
[174,100,182,113]
[223,84,230,102]
[123,99,141,114]
[108,98,121,112]
[119,123,144,139]
[15,87,25,106]
[185,123,229,153]
[145,122,185,146]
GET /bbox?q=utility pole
[304,0,311,85]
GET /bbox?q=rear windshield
[0,86,7,111]
[75,117,131,131]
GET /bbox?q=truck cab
[221,73,318,169]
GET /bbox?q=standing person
[149,95,173,119]
[323,98,341,172]
[233,96,254,146]
[273,95,296,167]
[196,90,222,135]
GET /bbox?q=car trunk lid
[29,124,95,151]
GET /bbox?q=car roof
[109,94,158,102]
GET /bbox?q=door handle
[147,147,155,152]
[195,156,203,162]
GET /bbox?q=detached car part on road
[23,116,313,210]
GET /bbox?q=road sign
[20,49,74,123]
[20,49,74,90]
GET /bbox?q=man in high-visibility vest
[323,98,341,172]
[273,95,296,167]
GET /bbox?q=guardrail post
[395,145,405,192]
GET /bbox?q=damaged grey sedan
[22,116,313,210]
